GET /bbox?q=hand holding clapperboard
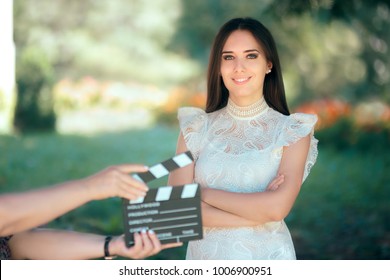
[122,151,203,246]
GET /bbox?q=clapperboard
[122,151,203,246]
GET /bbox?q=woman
[168,17,318,259]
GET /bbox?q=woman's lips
[232,77,251,84]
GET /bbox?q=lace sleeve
[178,107,208,161]
[276,113,319,182]
[0,236,12,260]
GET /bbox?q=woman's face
[220,30,271,106]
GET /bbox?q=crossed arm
[168,132,311,227]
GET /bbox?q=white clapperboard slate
[122,151,203,246]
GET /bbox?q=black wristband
[104,236,116,260]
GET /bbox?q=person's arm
[200,173,285,227]
[167,132,195,186]
[168,133,284,228]
[202,135,311,223]
[200,202,257,227]
[8,228,182,260]
[0,164,149,237]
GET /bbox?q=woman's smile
[232,76,252,85]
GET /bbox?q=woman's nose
[234,57,246,72]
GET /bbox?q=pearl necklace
[227,96,268,118]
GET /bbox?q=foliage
[295,98,390,151]
[13,0,199,86]
[154,86,206,125]
[14,46,56,132]
[314,117,390,152]
[53,77,167,112]
[294,99,351,129]
[289,148,390,259]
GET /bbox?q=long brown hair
[206,17,290,115]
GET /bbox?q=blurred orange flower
[295,99,351,129]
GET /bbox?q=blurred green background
[1,0,389,259]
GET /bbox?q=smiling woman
[220,30,271,105]
[168,17,319,260]
[205,18,289,116]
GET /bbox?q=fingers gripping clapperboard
[122,151,203,246]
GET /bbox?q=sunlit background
[1,0,389,259]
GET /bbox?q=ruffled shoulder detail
[178,107,208,161]
[276,113,319,182]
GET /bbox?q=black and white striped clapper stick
[131,151,194,184]
[122,151,203,246]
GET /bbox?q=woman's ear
[267,62,273,71]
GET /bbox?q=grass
[1,126,389,259]
[288,146,390,259]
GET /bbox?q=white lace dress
[178,97,318,260]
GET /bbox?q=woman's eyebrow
[222,49,260,54]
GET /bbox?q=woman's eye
[247,53,258,59]
[223,55,234,60]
